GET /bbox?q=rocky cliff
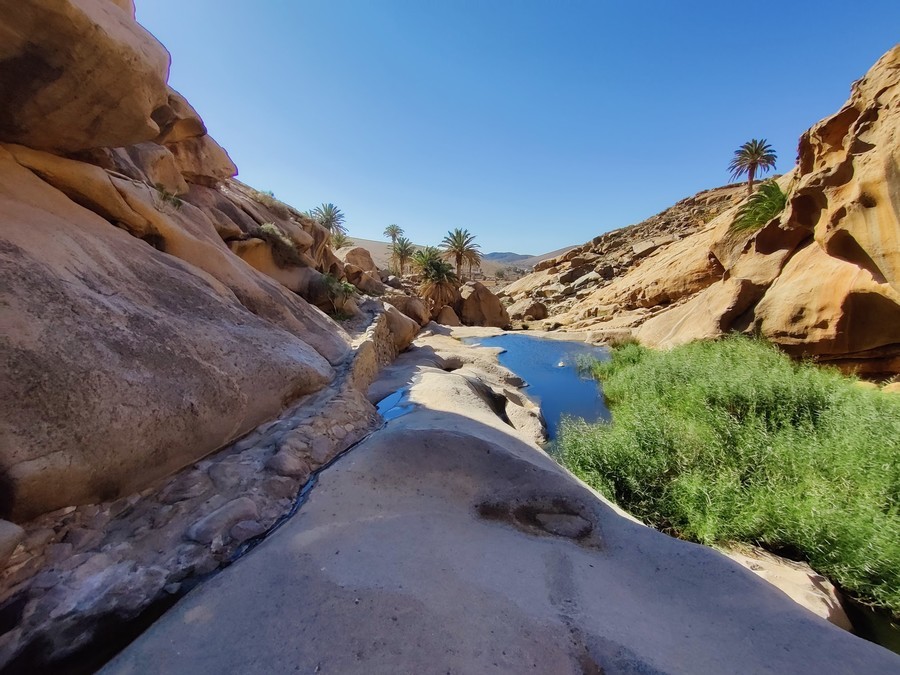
[0,0,401,522]
[504,45,900,375]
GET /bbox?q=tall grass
[558,336,900,614]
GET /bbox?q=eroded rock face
[0,148,340,520]
[0,0,171,152]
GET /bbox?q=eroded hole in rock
[825,230,887,284]
[476,497,599,547]
[859,192,877,208]
[790,192,825,230]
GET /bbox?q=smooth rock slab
[104,380,900,674]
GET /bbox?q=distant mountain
[483,252,534,264]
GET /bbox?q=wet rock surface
[0,308,410,672]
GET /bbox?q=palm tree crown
[311,203,347,235]
[383,224,404,244]
[416,253,459,315]
[390,236,416,275]
[440,228,481,278]
[728,139,777,195]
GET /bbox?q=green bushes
[558,336,900,614]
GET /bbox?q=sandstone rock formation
[0,302,413,672]
[0,1,375,521]
[459,281,511,328]
[0,0,170,152]
[436,304,462,326]
[504,46,900,374]
[338,245,378,272]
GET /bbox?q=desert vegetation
[390,236,415,275]
[153,183,183,211]
[731,180,787,231]
[558,336,900,615]
[322,273,357,317]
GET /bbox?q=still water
[461,333,610,440]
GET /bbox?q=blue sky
[136,2,899,254]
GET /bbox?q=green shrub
[558,336,900,615]
[323,273,356,315]
[731,180,787,231]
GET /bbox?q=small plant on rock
[731,181,787,232]
[153,183,183,211]
[323,274,357,316]
[251,222,304,267]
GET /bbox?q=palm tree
[384,224,404,270]
[330,231,353,249]
[440,228,481,278]
[311,203,347,235]
[390,236,416,275]
[728,139,777,195]
[411,246,442,273]
[417,256,459,314]
[383,224,404,244]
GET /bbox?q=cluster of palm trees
[382,224,483,313]
[384,225,482,279]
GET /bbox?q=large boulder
[165,134,237,187]
[507,298,548,321]
[435,305,462,326]
[0,0,170,152]
[339,246,378,273]
[458,282,511,328]
[0,146,345,521]
[385,295,430,326]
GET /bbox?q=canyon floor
[102,327,900,674]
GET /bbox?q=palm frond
[731,180,787,231]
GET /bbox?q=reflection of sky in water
[462,334,610,440]
[376,388,415,421]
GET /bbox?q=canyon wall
[0,0,367,520]
[505,45,900,375]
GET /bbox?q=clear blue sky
[136,2,899,254]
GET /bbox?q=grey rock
[0,520,26,565]
[63,528,104,550]
[229,520,267,544]
[266,448,311,479]
[208,461,246,491]
[186,498,259,545]
[262,477,298,500]
[308,435,334,464]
